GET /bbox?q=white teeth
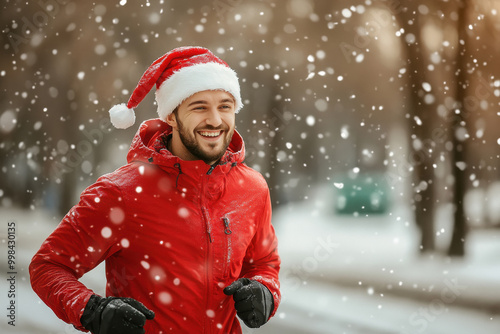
[199,131,221,137]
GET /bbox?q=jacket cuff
[249,276,281,319]
[72,292,96,331]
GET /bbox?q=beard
[176,118,233,165]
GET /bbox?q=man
[30,46,281,333]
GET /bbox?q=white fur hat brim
[155,62,243,119]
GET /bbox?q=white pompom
[109,104,136,129]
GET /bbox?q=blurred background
[1,0,500,333]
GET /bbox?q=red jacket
[30,119,281,333]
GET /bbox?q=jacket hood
[126,118,246,168]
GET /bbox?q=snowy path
[3,271,499,334]
[2,202,500,333]
[256,279,500,334]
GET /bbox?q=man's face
[166,90,236,165]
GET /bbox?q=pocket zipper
[222,217,232,235]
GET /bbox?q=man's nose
[205,107,222,127]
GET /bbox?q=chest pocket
[221,217,232,279]
[214,214,258,282]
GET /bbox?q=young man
[30,46,281,333]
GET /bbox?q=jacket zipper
[200,172,213,334]
[222,217,232,279]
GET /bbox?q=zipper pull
[207,164,216,175]
[222,217,232,235]
[207,161,219,175]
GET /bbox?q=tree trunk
[395,11,437,253]
[448,0,469,257]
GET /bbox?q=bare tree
[448,0,470,257]
[395,2,439,253]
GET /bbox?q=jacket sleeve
[29,176,124,330]
[240,189,281,318]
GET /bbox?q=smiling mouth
[198,130,223,138]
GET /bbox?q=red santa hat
[109,46,243,129]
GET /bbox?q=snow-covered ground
[258,279,500,334]
[271,186,500,333]
[1,187,499,333]
[275,187,500,302]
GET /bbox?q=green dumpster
[334,173,390,215]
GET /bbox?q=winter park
[1,1,500,333]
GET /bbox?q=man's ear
[165,111,177,128]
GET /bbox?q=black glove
[80,295,155,334]
[223,278,274,328]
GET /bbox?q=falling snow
[1,1,500,333]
